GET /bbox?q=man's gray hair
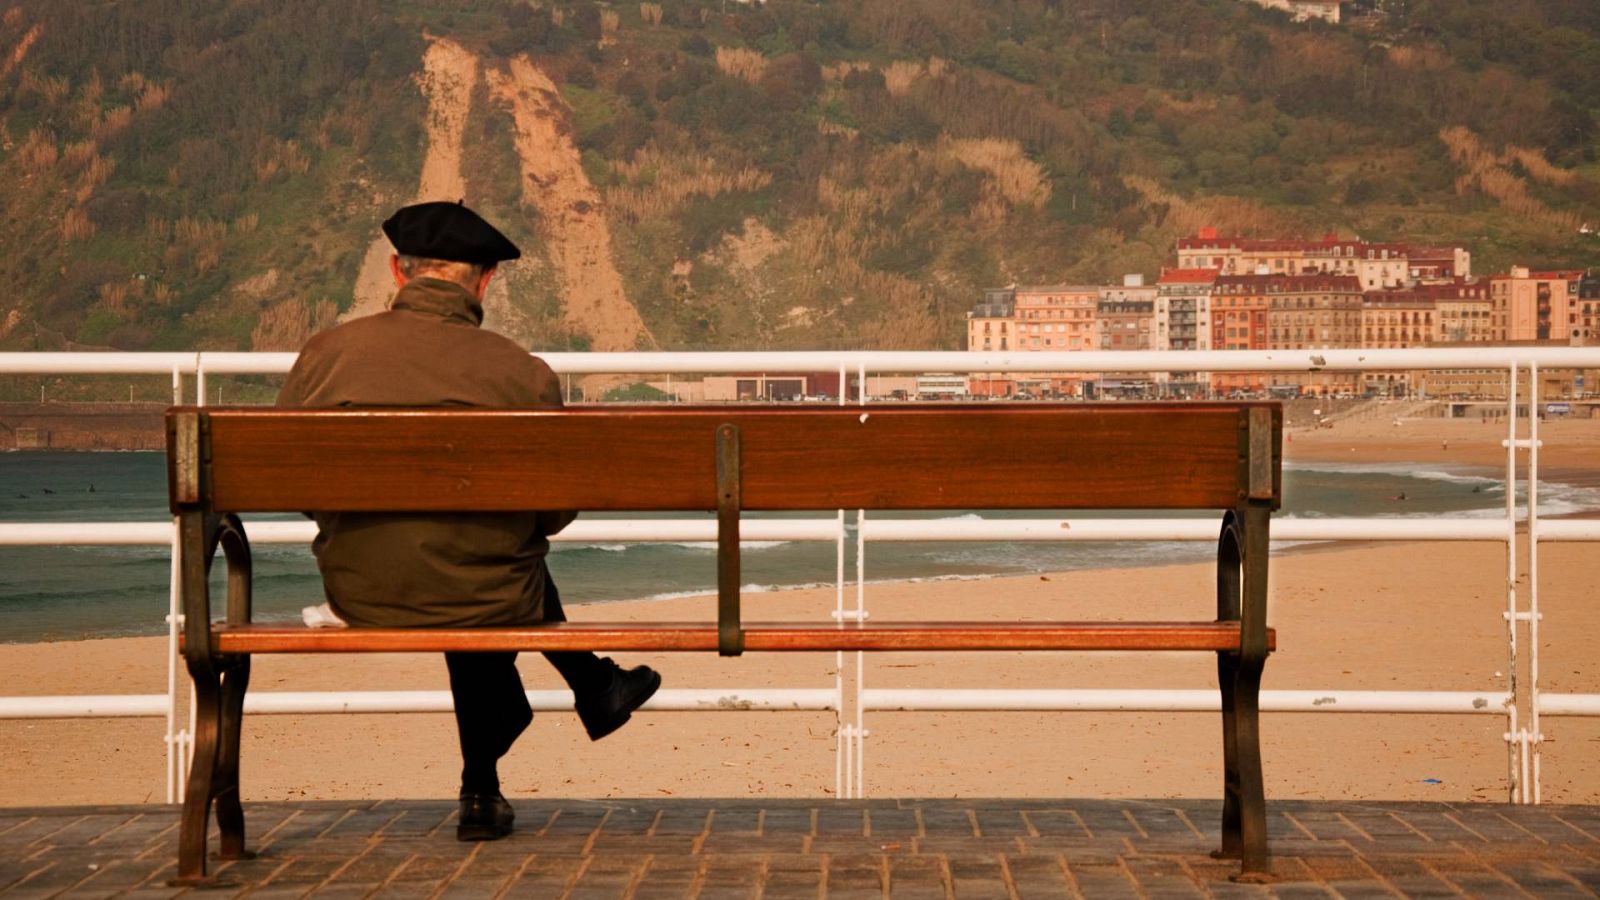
[396,255,487,287]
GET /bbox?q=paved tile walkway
[2,799,1598,897]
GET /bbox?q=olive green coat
[276,277,576,628]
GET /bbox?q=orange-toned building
[1209,273,1361,394]
[1210,275,1272,393]
[964,284,1101,396]
[966,288,1017,353]
[1490,267,1584,342]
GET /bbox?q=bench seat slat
[211,622,1274,654]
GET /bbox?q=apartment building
[1154,268,1216,352]
[1581,273,1600,344]
[1490,267,1584,342]
[1096,277,1159,396]
[1210,274,1271,393]
[1176,230,1470,291]
[1424,279,1493,343]
[1016,285,1101,352]
[965,287,1016,352]
[1361,289,1438,395]
[1097,277,1157,351]
[1155,268,1217,397]
[965,284,1100,396]
[1206,273,1362,393]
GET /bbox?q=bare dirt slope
[487,55,652,353]
[346,37,480,320]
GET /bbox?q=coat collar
[390,277,484,326]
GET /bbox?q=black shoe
[456,791,514,842]
[575,658,661,741]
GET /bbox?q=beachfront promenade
[5,798,1599,897]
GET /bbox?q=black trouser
[445,572,609,794]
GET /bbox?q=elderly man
[278,201,660,841]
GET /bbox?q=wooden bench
[166,403,1281,883]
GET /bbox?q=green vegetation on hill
[0,0,1594,353]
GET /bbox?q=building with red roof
[1175,230,1471,291]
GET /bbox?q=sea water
[2,452,1597,643]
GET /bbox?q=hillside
[0,0,1596,354]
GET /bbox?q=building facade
[965,287,1016,352]
[1155,268,1217,397]
[1490,267,1584,342]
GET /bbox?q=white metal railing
[2,348,1597,803]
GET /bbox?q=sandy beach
[2,411,1597,808]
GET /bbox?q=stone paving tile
[867,807,920,838]
[755,808,813,834]
[1444,808,1549,843]
[1322,880,1403,899]
[1064,859,1138,895]
[815,806,868,836]
[1124,856,1209,898]
[1024,810,1090,838]
[1492,859,1595,896]
[1497,808,1600,844]
[825,853,887,895]
[702,854,767,885]
[702,807,760,834]
[565,855,645,898]
[916,808,976,839]
[971,809,1031,838]
[653,807,712,835]
[698,834,807,855]
[504,854,585,894]
[1005,854,1077,899]
[1128,804,1205,839]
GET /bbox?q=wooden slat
[182,404,1280,513]
[211,622,1275,654]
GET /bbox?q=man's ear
[389,255,407,288]
[475,265,498,299]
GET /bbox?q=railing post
[166,366,184,804]
[1527,363,1543,804]
[1501,361,1520,801]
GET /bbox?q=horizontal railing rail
[4,346,1600,375]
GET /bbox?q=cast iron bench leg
[174,661,221,884]
[1234,504,1273,882]
[215,656,253,861]
[1212,511,1245,862]
[1233,654,1271,881]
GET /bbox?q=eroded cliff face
[345,39,650,359]
[486,55,652,353]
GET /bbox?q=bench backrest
[167,404,1281,513]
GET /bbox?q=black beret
[382,201,521,264]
